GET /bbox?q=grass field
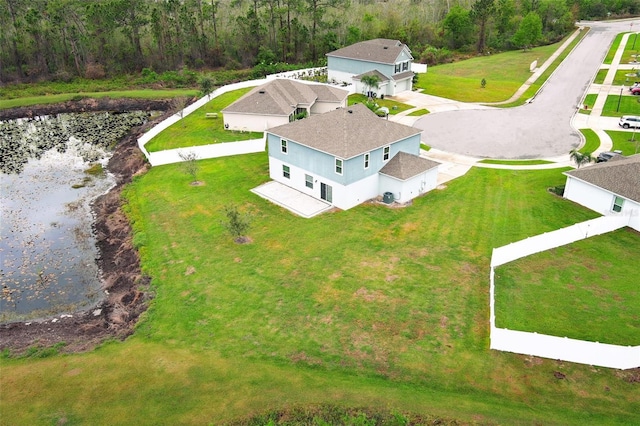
[144,88,263,152]
[415,31,584,104]
[577,128,601,153]
[495,227,640,345]
[605,129,640,155]
[3,155,639,424]
[478,159,554,165]
[348,94,413,114]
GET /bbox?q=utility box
[383,192,394,204]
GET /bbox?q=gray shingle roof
[326,39,413,64]
[565,154,640,202]
[268,103,422,159]
[222,79,347,115]
[353,69,391,82]
[379,151,439,180]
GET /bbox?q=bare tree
[171,96,189,127]
[178,151,200,184]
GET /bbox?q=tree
[222,205,252,243]
[178,151,200,184]
[360,74,380,101]
[199,76,214,99]
[471,0,496,53]
[512,12,542,51]
[443,6,474,50]
[569,149,593,168]
[171,96,189,126]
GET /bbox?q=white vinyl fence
[490,215,640,370]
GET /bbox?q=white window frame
[335,158,343,175]
[305,174,313,189]
[364,152,370,169]
[383,146,390,162]
[281,139,288,154]
[283,165,290,179]
[612,195,624,212]
[402,61,409,71]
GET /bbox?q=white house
[266,103,439,211]
[221,79,348,132]
[326,39,415,97]
[563,154,640,228]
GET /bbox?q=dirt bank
[0,98,173,355]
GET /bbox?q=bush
[85,63,106,79]
[419,46,453,65]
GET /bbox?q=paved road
[412,20,635,159]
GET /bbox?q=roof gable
[326,39,413,64]
[565,154,640,202]
[379,151,439,180]
[268,103,422,159]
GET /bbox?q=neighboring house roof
[564,154,640,202]
[223,79,347,116]
[268,103,422,159]
[309,84,349,103]
[379,151,439,180]
[392,70,415,81]
[353,69,391,82]
[326,38,413,64]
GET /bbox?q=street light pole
[617,86,624,112]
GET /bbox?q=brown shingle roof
[379,151,439,180]
[222,79,347,115]
[268,103,422,159]
[565,154,640,202]
[353,69,390,82]
[326,39,412,64]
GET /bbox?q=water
[0,112,147,322]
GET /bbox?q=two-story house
[266,103,439,211]
[326,39,415,97]
[222,79,348,132]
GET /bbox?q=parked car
[596,150,622,163]
[619,115,640,129]
[631,86,640,95]
[629,82,640,91]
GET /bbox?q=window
[402,61,409,71]
[305,174,313,189]
[364,153,370,169]
[612,196,624,212]
[281,139,288,154]
[283,165,290,179]
[394,63,401,73]
[335,158,343,175]
[383,146,390,161]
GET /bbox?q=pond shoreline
[0,98,173,355]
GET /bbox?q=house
[563,154,640,227]
[266,103,439,211]
[326,39,415,97]
[221,79,348,132]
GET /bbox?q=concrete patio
[251,181,333,218]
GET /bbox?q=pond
[0,112,149,322]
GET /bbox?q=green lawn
[603,33,624,64]
[593,69,640,85]
[597,94,640,117]
[408,108,430,116]
[3,157,638,424]
[495,227,640,345]
[416,31,585,104]
[144,87,263,152]
[348,94,413,114]
[605,130,640,155]
[577,128,601,154]
[478,159,554,165]
[0,89,198,110]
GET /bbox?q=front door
[320,183,332,203]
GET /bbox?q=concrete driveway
[409,20,636,159]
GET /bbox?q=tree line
[1,0,637,84]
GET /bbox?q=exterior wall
[564,176,637,216]
[267,132,421,185]
[379,167,438,203]
[310,101,345,115]
[269,156,380,210]
[224,112,290,132]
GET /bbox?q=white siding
[379,167,438,203]
[564,176,636,216]
[269,157,380,210]
[224,112,289,132]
